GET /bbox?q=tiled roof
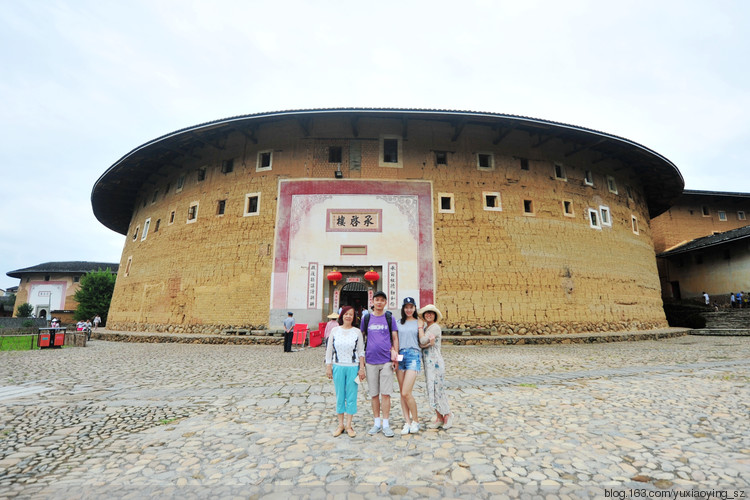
[658,225,750,257]
[6,261,119,279]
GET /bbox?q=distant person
[283,312,295,353]
[361,291,399,438]
[93,315,101,329]
[737,291,744,309]
[324,312,338,347]
[703,291,709,305]
[730,293,736,308]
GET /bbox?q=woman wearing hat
[418,304,454,429]
[324,312,339,348]
[396,297,423,435]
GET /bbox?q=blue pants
[332,365,359,415]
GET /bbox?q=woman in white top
[325,306,366,437]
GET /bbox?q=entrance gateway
[326,266,381,324]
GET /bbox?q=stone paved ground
[0,336,748,499]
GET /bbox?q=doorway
[341,282,368,325]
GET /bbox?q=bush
[16,303,33,318]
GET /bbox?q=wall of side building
[106,116,666,334]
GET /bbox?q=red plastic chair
[292,324,308,348]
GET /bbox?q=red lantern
[364,269,380,285]
[327,269,343,285]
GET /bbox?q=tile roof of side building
[6,261,119,279]
[658,225,750,257]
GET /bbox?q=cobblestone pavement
[0,335,748,499]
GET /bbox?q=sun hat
[327,312,339,319]
[418,304,443,323]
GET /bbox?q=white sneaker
[400,423,411,435]
[410,421,420,433]
[443,413,455,429]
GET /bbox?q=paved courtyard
[0,335,748,499]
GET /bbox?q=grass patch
[0,336,38,351]
[518,383,537,388]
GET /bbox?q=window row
[693,206,746,221]
[140,152,273,209]
[132,193,261,242]
[437,193,639,234]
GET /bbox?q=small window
[607,175,618,194]
[187,202,199,223]
[554,163,566,181]
[435,151,448,165]
[244,193,261,216]
[702,205,710,216]
[164,182,171,195]
[141,218,151,241]
[257,151,273,171]
[383,139,398,163]
[328,146,342,163]
[718,210,727,221]
[217,200,226,216]
[176,175,185,192]
[523,199,535,215]
[562,200,574,217]
[154,219,161,232]
[379,136,402,167]
[483,191,502,211]
[588,208,601,229]
[438,193,455,214]
[477,153,494,170]
[739,211,746,221]
[132,225,140,241]
[124,256,132,277]
[44,275,50,282]
[169,210,176,225]
[151,190,159,204]
[520,158,529,171]
[631,215,639,234]
[73,276,80,283]
[600,206,611,227]
[141,198,147,208]
[626,185,634,200]
[584,170,594,186]
[221,159,234,174]
[197,167,207,181]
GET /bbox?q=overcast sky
[1,0,749,291]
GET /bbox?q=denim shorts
[398,348,421,372]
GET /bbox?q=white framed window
[476,152,494,171]
[124,256,132,277]
[718,210,727,221]
[584,170,594,186]
[482,191,502,211]
[523,199,535,216]
[599,206,611,227]
[176,174,185,193]
[438,193,455,214]
[379,135,403,168]
[562,200,574,218]
[607,175,618,194]
[244,193,261,217]
[187,202,199,223]
[257,151,273,171]
[554,163,567,181]
[631,215,639,234]
[588,208,601,229]
[132,224,140,241]
[739,211,746,221]
[141,218,151,241]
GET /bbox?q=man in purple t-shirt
[362,291,399,437]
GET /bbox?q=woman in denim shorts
[396,297,423,435]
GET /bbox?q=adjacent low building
[92,108,684,334]
[6,262,118,322]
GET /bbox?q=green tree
[16,302,33,318]
[73,269,117,324]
